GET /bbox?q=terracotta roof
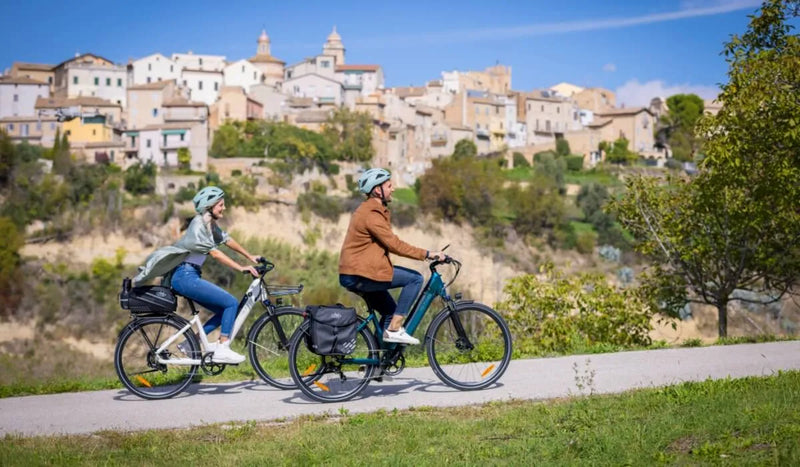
[12,62,54,71]
[335,64,380,72]
[595,107,652,117]
[35,96,120,108]
[127,79,175,90]
[162,97,206,107]
[248,54,286,64]
[394,86,425,98]
[586,118,612,128]
[55,53,117,69]
[0,76,49,85]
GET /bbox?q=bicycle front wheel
[288,320,379,403]
[426,302,512,390]
[247,307,305,390]
[114,316,199,400]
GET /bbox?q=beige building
[126,80,188,129]
[523,91,581,146]
[8,62,55,91]
[444,92,508,153]
[0,76,50,118]
[442,65,511,95]
[573,87,616,113]
[209,86,263,133]
[550,82,584,98]
[322,26,345,65]
[53,53,127,107]
[594,107,656,154]
[0,115,60,146]
[248,30,285,88]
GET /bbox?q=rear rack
[266,284,304,296]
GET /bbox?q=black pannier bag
[119,278,178,314]
[306,304,358,356]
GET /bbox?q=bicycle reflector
[135,376,152,388]
[481,364,496,378]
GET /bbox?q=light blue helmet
[193,186,225,213]
[357,168,391,195]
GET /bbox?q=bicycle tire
[247,307,305,390]
[114,315,199,400]
[426,302,512,390]
[288,320,379,403]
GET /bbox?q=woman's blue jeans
[339,266,423,331]
[170,263,239,338]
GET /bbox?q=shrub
[391,203,418,228]
[556,138,571,157]
[565,155,584,172]
[297,191,345,221]
[124,162,156,195]
[575,230,597,254]
[512,152,529,168]
[496,264,654,354]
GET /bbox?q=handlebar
[242,257,275,276]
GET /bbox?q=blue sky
[1,0,766,106]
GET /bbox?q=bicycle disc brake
[201,352,226,376]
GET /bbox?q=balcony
[343,83,362,90]
[476,128,490,139]
[431,134,447,147]
[124,132,139,152]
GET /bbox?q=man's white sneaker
[212,342,245,364]
[383,327,420,345]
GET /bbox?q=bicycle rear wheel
[114,316,199,400]
[426,303,512,390]
[247,307,305,390]
[288,320,379,403]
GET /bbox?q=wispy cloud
[616,79,721,107]
[346,0,761,48]
[602,63,617,73]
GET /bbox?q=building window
[147,77,151,83]
[118,78,123,87]
[110,150,115,161]
[253,71,257,80]
[13,94,18,102]
[6,124,13,131]
[199,81,203,90]
[131,135,136,146]
[106,77,111,86]
[48,76,53,84]
[21,124,29,136]
[94,77,99,85]
[321,61,330,68]
[170,65,173,72]
[214,82,218,91]
[557,107,560,114]
[146,139,151,148]
[180,133,185,141]
[242,65,245,72]
[73,76,78,85]
[50,122,56,130]
[152,108,158,117]
[163,134,167,146]
[148,63,152,71]
[183,80,187,86]
[199,58,203,66]
[36,122,42,131]
[541,105,544,112]
[92,129,96,136]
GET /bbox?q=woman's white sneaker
[212,342,245,364]
[383,327,420,345]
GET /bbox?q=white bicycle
[114,258,304,399]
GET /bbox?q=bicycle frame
[152,265,302,366]
[349,261,454,367]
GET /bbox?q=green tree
[512,151,529,168]
[210,124,242,158]
[533,151,566,193]
[124,161,157,195]
[52,130,72,175]
[322,107,374,162]
[0,129,15,189]
[659,93,705,161]
[177,147,191,170]
[611,0,800,338]
[555,137,571,157]
[0,217,23,313]
[506,176,566,239]
[452,139,477,159]
[605,137,638,164]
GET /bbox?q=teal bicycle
[287,256,512,402]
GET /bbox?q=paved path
[1,341,798,437]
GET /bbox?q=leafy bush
[565,155,584,172]
[575,230,597,254]
[495,264,654,354]
[297,191,345,221]
[124,161,156,195]
[556,138,571,157]
[391,203,418,228]
[512,152,529,168]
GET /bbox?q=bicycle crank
[201,352,226,375]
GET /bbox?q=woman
[133,186,260,364]
[339,168,444,345]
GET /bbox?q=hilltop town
[1,27,720,184]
